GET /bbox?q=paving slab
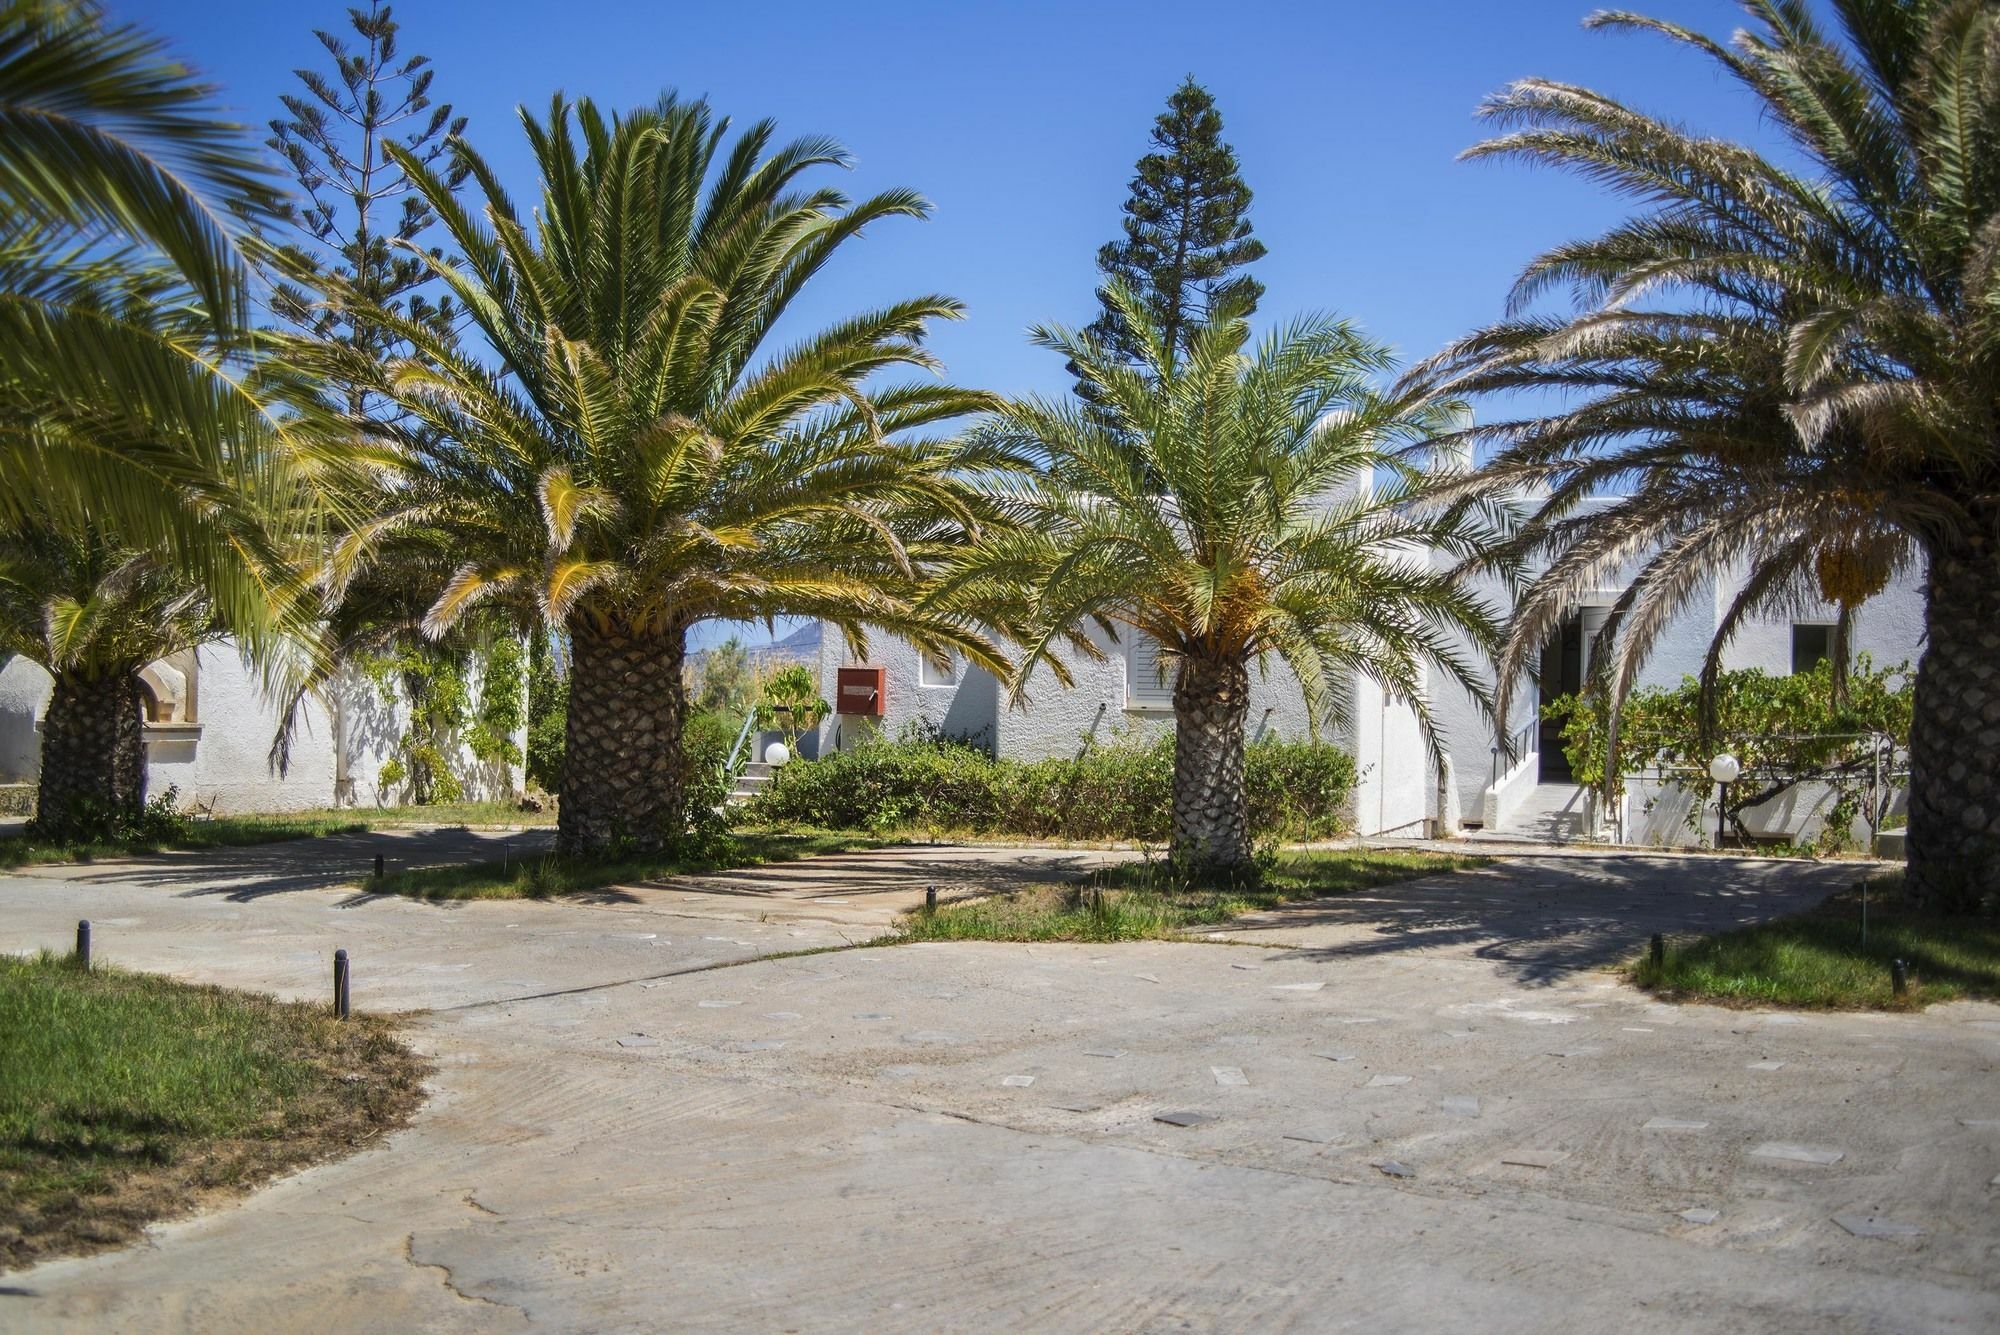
[2,837,1996,1331]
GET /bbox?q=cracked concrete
[3,835,1997,1331]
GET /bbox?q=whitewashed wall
[0,642,524,815]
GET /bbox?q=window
[1124,631,1174,710]
[1791,623,1833,675]
[918,652,958,688]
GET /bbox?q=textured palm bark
[1906,543,2000,911]
[557,616,687,856]
[34,668,146,838]
[1171,653,1254,878]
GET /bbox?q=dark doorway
[1537,614,1583,781]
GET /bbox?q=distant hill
[685,621,821,681]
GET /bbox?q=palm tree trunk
[34,667,146,839]
[1906,544,2000,912]
[1171,652,1254,878]
[556,615,686,856]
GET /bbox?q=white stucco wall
[817,624,1324,763]
[0,641,524,815]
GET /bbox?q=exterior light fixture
[1708,753,1740,848]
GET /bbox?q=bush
[680,710,738,848]
[744,731,1354,842]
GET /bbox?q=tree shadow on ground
[1233,853,1867,987]
[27,827,555,903]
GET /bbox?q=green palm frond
[318,92,1002,653]
[928,282,1506,770]
[1412,0,1997,787]
[0,0,278,326]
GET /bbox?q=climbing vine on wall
[363,633,528,805]
[1545,656,1913,848]
[525,626,568,794]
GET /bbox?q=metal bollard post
[76,919,91,971]
[925,884,937,912]
[373,853,385,879]
[334,949,351,1019]
[1891,959,1908,998]
[1650,932,1665,968]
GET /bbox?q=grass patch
[368,828,892,900]
[1632,874,2000,1010]
[895,848,1488,942]
[0,953,426,1269]
[0,812,371,868]
[327,800,555,829]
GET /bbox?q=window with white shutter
[918,652,958,688]
[1124,631,1174,710]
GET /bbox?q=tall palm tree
[2,2,329,832]
[324,95,1003,855]
[1415,0,2000,909]
[928,287,1504,878]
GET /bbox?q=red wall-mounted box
[835,665,885,716]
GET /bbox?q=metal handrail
[723,704,759,780]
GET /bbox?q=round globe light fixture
[1708,753,1741,785]
[764,741,791,767]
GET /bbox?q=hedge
[743,731,1356,841]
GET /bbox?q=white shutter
[1125,631,1174,710]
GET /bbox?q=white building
[0,643,522,816]
[811,526,1924,849]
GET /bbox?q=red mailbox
[835,665,885,716]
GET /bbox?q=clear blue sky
[126,0,1769,648]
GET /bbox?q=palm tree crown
[331,94,1002,852]
[1415,0,1999,907]
[931,287,1503,873]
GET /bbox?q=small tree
[689,638,756,716]
[755,664,830,757]
[524,626,567,794]
[1547,657,1914,850]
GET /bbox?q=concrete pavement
[2,835,1996,1332]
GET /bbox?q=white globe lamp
[763,741,791,767]
[1708,753,1740,848]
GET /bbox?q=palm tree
[2,3,328,833]
[1415,1,2000,909]
[0,523,218,838]
[325,95,1002,855]
[928,287,1504,878]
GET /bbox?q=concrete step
[1478,783,1592,845]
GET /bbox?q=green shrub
[1246,740,1359,841]
[745,731,1353,841]
[680,710,737,847]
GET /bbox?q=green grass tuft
[895,849,1486,942]
[1631,874,2000,1009]
[0,953,425,1267]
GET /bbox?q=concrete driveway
[2,836,1996,1332]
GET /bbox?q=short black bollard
[76,919,91,971]
[925,884,938,912]
[1650,932,1665,968]
[334,949,351,1019]
[1891,958,1908,998]
[373,853,385,880]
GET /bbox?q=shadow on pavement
[1240,853,1863,986]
